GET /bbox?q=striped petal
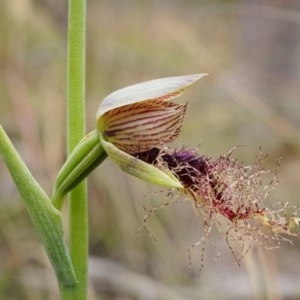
[98,99,187,153]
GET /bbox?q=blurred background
[1,0,300,299]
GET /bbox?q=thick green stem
[64,0,88,299]
[0,125,76,290]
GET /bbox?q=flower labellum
[134,145,300,268]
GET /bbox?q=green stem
[0,125,76,290]
[63,0,87,298]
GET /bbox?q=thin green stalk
[62,0,88,299]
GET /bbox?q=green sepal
[100,135,183,189]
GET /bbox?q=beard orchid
[52,73,299,268]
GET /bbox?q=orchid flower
[96,74,207,188]
[52,74,206,207]
[52,73,299,268]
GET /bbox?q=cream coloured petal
[96,74,207,120]
[98,99,187,154]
